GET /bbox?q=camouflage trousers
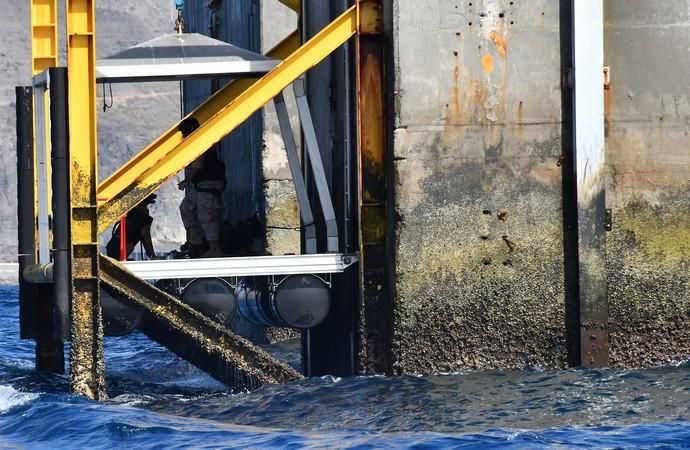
[180,181,224,244]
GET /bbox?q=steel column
[49,68,71,342]
[571,0,609,367]
[17,86,39,340]
[17,86,64,372]
[66,0,105,399]
[356,0,393,374]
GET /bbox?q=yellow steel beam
[66,0,105,400]
[277,0,301,13]
[97,6,356,232]
[31,0,59,250]
[31,0,58,75]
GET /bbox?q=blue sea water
[1,285,689,449]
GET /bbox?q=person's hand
[178,179,188,191]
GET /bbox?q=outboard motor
[236,275,331,329]
[101,286,144,336]
[181,277,237,327]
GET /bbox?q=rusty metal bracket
[358,0,383,35]
[603,66,611,90]
[605,209,612,231]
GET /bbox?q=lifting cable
[102,82,113,112]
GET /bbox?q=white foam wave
[0,385,38,414]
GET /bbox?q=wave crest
[0,385,38,414]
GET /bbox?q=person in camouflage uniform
[177,118,226,258]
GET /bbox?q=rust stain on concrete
[449,65,463,123]
[481,53,495,73]
[489,31,507,59]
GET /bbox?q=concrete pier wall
[388,0,690,372]
[605,2,690,366]
[389,0,568,372]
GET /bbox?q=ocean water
[1,285,689,449]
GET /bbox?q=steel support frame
[273,94,318,254]
[355,0,393,374]
[29,0,64,374]
[96,31,299,224]
[32,82,51,265]
[17,86,39,340]
[31,0,58,265]
[49,68,72,343]
[18,86,64,375]
[571,0,609,368]
[66,0,105,400]
[293,78,339,253]
[96,7,357,232]
[99,255,303,390]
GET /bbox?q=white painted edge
[96,60,278,83]
[121,254,359,280]
[573,0,606,205]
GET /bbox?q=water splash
[0,385,38,414]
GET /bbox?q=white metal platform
[121,254,358,280]
[96,33,279,83]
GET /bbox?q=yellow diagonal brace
[97,6,357,233]
[277,0,300,13]
[96,31,300,232]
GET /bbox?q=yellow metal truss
[66,0,105,400]
[97,5,358,233]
